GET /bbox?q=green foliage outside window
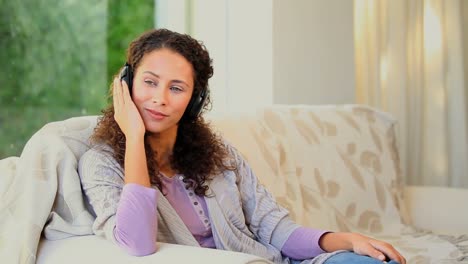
[0,0,154,158]
[107,0,155,90]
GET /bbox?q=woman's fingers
[113,77,123,112]
[351,233,406,264]
[115,77,132,108]
[359,243,387,261]
[121,77,131,104]
[370,240,406,264]
[112,76,145,138]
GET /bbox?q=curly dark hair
[91,28,235,196]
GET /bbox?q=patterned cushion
[213,104,406,234]
[211,104,466,263]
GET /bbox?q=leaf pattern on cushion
[291,108,299,117]
[374,179,387,210]
[250,126,278,174]
[276,196,296,220]
[347,143,356,156]
[360,151,382,174]
[338,149,366,190]
[278,142,287,168]
[294,118,320,145]
[323,121,337,136]
[296,166,303,177]
[335,213,351,232]
[326,180,339,198]
[369,126,383,153]
[314,168,326,196]
[357,210,383,233]
[286,178,297,200]
[258,121,273,138]
[336,111,361,132]
[301,186,321,209]
[352,106,376,123]
[385,126,406,218]
[307,112,324,134]
[386,126,403,185]
[263,110,286,136]
[345,203,356,218]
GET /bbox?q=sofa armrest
[403,185,468,235]
[37,236,271,264]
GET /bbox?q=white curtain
[354,0,468,188]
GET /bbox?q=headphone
[119,62,208,120]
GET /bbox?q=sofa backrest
[40,105,407,236]
[211,104,407,236]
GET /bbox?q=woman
[78,28,406,264]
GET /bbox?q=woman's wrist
[319,232,354,252]
[124,136,151,187]
[125,134,145,146]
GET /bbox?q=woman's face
[131,48,194,136]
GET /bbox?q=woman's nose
[151,86,168,105]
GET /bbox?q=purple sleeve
[113,183,158,256]
[281,227,330,260]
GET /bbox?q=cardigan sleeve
[78,146,158,256]
[224,143,300,251]
[78,147,124,242]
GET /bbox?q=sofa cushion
[211,105,408,236]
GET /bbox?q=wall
[273,0,355,105]
[155,0,356,116]
[191,0,274,116]
[463,0,468,123]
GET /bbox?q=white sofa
[2,105,468,264]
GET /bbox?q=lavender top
[114,178,327,259]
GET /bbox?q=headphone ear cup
[186,88,208,119]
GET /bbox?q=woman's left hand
[349,233,406,264]
[320,232,406,264]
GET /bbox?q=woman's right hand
[113,77,146,139]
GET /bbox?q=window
[0,0,154,158]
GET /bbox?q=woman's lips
[146,109,168,120]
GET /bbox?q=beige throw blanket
[0,116,98,264]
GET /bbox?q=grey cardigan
[78,143,338,264]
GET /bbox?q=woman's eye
[144,80,157,86]
[170,86,183,92]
